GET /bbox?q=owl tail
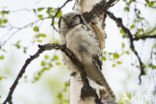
[99,75,116,100]
[85,65,116,100]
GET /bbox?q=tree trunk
[70,0,117,104]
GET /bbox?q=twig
[51,0,72,32]
[1,0,71,47]
[0,17,50,48]
[2,44,52,104]
[106,0,119,7]
[3,44,101,104]
[133,34,156,40]
[107,11,145,84]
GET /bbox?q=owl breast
[66,24,100,62]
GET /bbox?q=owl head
[58,12,84,32]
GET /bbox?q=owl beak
[67,21,70,25]
[67,22,73,27]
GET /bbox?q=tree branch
[3,44,101,104]
[107,11,145,84]
[0,17,50,48]
[82,0,154,84]
[82,0,119,23]
[133,34,156,40]
[0,0,71,48]
[51,0,72,32]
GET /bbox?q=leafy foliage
[32,54,62,83]
[57,81,69,104]
[0,0,156,104]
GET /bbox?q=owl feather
[59,12,115,100]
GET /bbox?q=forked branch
[3,44,101,104]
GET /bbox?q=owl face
[58,12,83,30]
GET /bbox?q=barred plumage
[59,12,115,100]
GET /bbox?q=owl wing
[65,24,105,82]
[65,24,115,100]
[66,24,100,62]
[92,55,102,70]
[59,33,66,45]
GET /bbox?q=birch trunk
[69,71,97,104]
[70,0,116,104]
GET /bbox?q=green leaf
[57,93,63,99]
[0,20,2,25]
[46,7,53,14]
[113,53,120,59]
[38,15,43,19]
[39,33,46,37]
[37,40,42,43]
[148,64,152,67]
[112,64,116,67]
[33,26,39,32]
[41,61,46,66]
[108,52,112,55]
[1,11,5,15]
[0,55,4,60]
[37,7,44,12]
[52,21,56,25]
[52,9,58,13]
[125,51,130,55]
[127,0,135,5]
[120,29,127,38]
[64,82,70,87]
[121,43,125,48]
[56,62,61,65]
[14,41,21,49]
[48,14,53,18]
[35,33,46,38]
[2,19,8,23]
[24,75,27,79]
[124,7,130,12]
[136,28,143,35]
[57,11,62,18]
[130,25,135,30]
[120,29,125,35]
[148,1,154,7]
[35,35,39,38]
[145,0,149,3]
[103,51,107,54]
[54,40,59,44]
[0,76,3,80]
[117,61,122,65]
[1,10,9,15]
[48,63,53,67]
[102,56,107,61]
[152,65,156,69]
[136,65,139,68]
[41,67,49,72]
[23,47,27,53]
[44,55,49,60]
[53,55,59,60]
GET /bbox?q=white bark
[80,0,101,12]
[70,0,116,104]
[69,71,100,104]
[69,71,83,104]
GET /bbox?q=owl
[58,12,115,100]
